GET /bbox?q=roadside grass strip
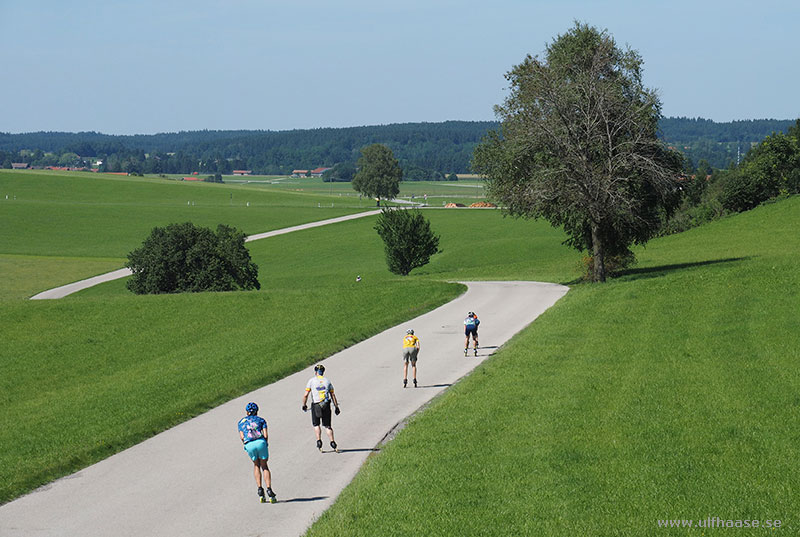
[307,196,800,536]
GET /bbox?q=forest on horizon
[1,117,795,177]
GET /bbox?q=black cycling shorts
[311,402,332,427]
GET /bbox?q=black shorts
[311,402,332,427]
[465,326,478,338]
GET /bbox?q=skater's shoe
[267,487,277,504]
[413,378,417,388]
[464,348,468,356]
[403,378,408,388]
[258,487,266,503]
[316,439,323,452]
[330,441,339,453]
[474,348,478,356]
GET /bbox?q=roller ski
[316,439,323,452]
[330,441,339,453]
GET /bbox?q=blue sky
[1,0,797,134]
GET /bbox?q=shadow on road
[337,447,381,454]
[415,383,453,389]
[281,496,328,503]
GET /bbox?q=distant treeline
[1,118,796,175]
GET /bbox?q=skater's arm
[330,389,339,409]
[301,389,310,409]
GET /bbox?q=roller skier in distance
[402,328,420,388]
[464,311,480,356]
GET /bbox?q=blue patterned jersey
[238,415,267,444]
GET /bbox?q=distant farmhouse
[11,163,29,169]
[292,167,331,178]
[310,167,332,177]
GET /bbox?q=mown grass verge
[307,196,800,536]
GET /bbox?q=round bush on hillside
[126,222,260,294]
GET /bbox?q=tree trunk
[591,222,606,282]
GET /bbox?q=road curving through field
[2,280,568,536]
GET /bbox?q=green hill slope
[309,196,800,536]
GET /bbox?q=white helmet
[406,329,414,335]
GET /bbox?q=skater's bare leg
[314,425,322,442]
[253,461,263,488]
[403,361,408,382]
[259,459,272,489]
[412,363,417,382]
[325,426,335,444]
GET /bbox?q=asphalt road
[1,280,568,537]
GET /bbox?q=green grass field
[308,196,800,536]
[2,169,798,536]
[223,175,488,207]
[0,170,560,504]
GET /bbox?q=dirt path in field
[2,281,568,537]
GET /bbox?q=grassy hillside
[0,170,577,504]
[308,197,800,536]
[5,167,796,535]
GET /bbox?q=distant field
[220,175,488,206]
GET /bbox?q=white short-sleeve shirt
[306,376,334,404]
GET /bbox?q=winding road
[7,212,569,536]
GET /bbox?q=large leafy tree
[126,222,260,294]
[473,22,682,282]
[374,208,440,276]
[353,144,402,206]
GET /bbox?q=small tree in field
[374,208,440,276]
[126,222,260,294]
[353,144,402,206]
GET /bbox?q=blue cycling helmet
[314,364,325,375]
[246,402,258,414]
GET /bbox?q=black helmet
[314,364,325,375]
